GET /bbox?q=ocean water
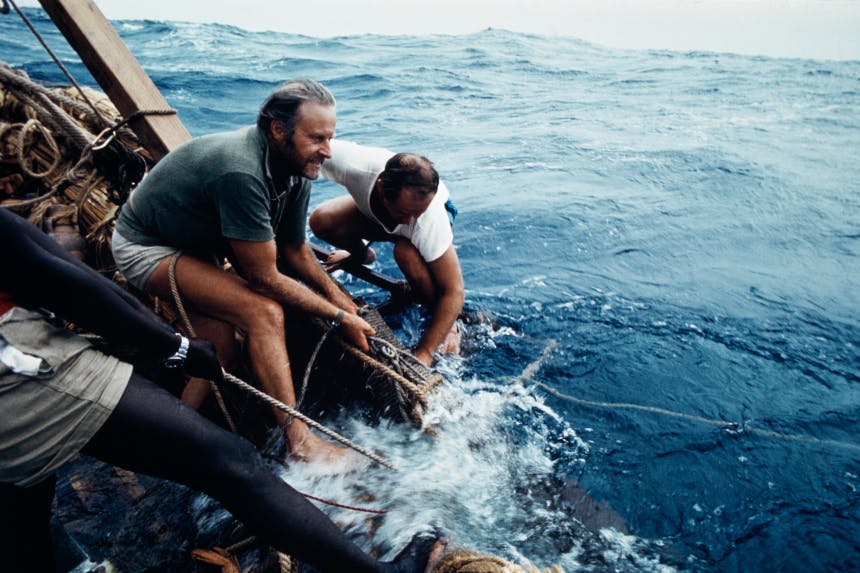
[3,8,860,572]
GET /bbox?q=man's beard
[274,139,323,180]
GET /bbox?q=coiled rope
[166,252,397,470]
[2,4,165,202]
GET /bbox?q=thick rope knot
[431,549,566,573]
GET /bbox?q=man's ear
[270,120,287,145]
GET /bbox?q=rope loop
[17,118,62,179]
[90,124,117,152]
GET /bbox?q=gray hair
[256,78,335,140]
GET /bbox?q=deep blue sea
[3,7,859,572]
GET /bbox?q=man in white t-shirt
[310,139,464,366]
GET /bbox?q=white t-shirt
[321,139,453,263]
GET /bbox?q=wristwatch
[329,309,345,329]
[163,334,189,369]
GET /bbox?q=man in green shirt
[113,79,374,463]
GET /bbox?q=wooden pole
[37,0,190,161]
[309,242,414,301]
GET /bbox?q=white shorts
[111,229,180,291]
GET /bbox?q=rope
[6,0,111,128]
[513,339,860,454]
[167,253,238,432]
[431,548,566,573]
[263,454,390,514]
[221,370,396,470]
[538,382,860,453]
[0,11,158,199]
[295,320,336,409]
[166,253,396,470]
[16,119,61,178]
[0,63,93,152]
[329,330,431,409]
[89,107,176,154]
[369,334,431,383]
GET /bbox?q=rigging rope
[5,0,111,128]
[2,4,165,200]
[515,339,860,454]
[167,253,238,433]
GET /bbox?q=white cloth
[321,139,454,263]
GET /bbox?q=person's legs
[144,254,343,462]
[83,373,387,572]
[179,312,237,410]
[310,196,385,256]
[0,476,56,573]
[310,197,394,269]
[392,241,460,356]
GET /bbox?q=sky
[15,0,860,60]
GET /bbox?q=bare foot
[324,247,376,272]
[423,540,446,573]
[286,423,351,466]
[438,321,462,355]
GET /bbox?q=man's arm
[414,245,465,366]
[229,239,374,351]
[0,209,222,382]
[279,241,358,314]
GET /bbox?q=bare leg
[312,199,461,356]
[393,240,460,355]
[145,255,347,463]
[84,373,447,572]
[393,240,436,306]
[180,312,236,409]
[310,196,390,261]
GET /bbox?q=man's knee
[308,207,329,237]
[245,295,285,333]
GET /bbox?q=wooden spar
[309,242,413,300]
[37,0,190,161]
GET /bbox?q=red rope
[301,492,389,515]
[264,454,389,515]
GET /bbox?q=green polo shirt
[115,126,310,256]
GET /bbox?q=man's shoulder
[184,126,261,160]
[330,139,394,169]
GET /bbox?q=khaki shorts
[0,308,131,486]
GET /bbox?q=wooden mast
[37,0,190,161]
